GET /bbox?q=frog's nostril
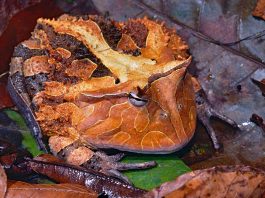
[177,103,183,111]
[129,92,148,107]
[160,111,169,119]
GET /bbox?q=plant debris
[145,165,265,198]
[253,0,265,20]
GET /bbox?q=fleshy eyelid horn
[128,57,192,108]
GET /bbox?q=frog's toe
[94,151,156,171]
[83,151,156,183]
[112,160,157,171]
[207,107,238,128]
[100,160,156,183]
[107,169,132,184]
[198,114,221,150]
[94,151,125,162]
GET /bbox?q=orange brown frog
[8,15,237,182]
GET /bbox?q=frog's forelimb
[195,89,238,150]
[58,143,156,184]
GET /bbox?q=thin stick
[0,71,8,79]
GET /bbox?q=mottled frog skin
[8,15,197,166]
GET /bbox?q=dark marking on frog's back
[36,23,112,78]
[24,73,49,97]
[13,44,47,61]
[89,15,122,50]
[122,20,148,48]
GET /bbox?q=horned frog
[8,15,237,182]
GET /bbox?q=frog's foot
[56,141,156,183]
[83,151,156,184]
[195,90,238,150]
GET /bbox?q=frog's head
[32,15,196,154]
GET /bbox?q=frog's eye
[129,92,148,107]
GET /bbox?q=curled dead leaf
[5,181,97,198]
[0,166,7,198]
[145,165,265,198]
[253,0,265,20]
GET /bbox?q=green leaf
[4,109,43,157]
[122,154,191,190]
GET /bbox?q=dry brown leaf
[253,0,265,20]
[5,181,97,198]
[145,165,265,198]
[0,166,7,198]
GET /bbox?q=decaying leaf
[0,166,7,198]
[253,0,265,20]
[145,165,265,198]
[0,0,41,35]
[5,181,97,198]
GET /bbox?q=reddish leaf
[0,166,7,198]
[145,165,265,198]
[0,0,40,35]
[5,181,97,198]
[253,0,265,20]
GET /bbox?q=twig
[0,71,8,79]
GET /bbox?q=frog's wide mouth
[86,127,194,155]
